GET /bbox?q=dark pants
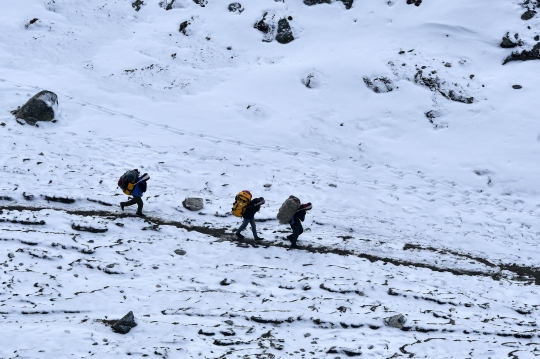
[289,221,303,244]
[122,196,143,213]
[236,218,257,238]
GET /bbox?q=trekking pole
[133,174,150,185]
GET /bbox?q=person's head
[302,203,312,211]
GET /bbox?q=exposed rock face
[500,33,520,48]
[183,197,203,211]
[384,314,407,329]
[228,2,244,13]
[503,43,540,64]
[413,70,473,104]
[16,90,58,126]
[112,311,137,334]
[275,18,294,44]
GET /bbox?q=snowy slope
[1,0,540,358]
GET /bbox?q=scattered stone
[15,90,58,126]
[384,314,407,329]
[512,85,522,89]
[22,192,34,201]
[228,2,244,13]
[304,0,331,5]
[263,183,272,188]
[220,278,232,286]
[182,197,203,211]
[276,19,294,44]
[327,347,362,356]
[338,0,354,8]
[521,10,536,20]
[160,0,185,10]
[363,76,394,93]
[302,73,321,88]
[179,20,191,35]
[71,223,108,233]
[112,311,137,334]
[198,329,215,336]
[0,196,14,201]
[220,328,236,336]
[8,253,14,259]
[329,183,337,188]
[406,0,422,5]
[25,18,39,29]
[174,249,187,256]
[132,0,144,11]
[444,62,452,67]
[254,12,275,42]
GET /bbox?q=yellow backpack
[232,190,252,217]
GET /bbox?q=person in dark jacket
[236,197,265,240]
[287,203,312,249]
[120,173,148,217]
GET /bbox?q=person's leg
[236,218,249,237]
[250,218,262,240]
[290,222,301,248]
[134,196,144,214]
[122,197,139,208]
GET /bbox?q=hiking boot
[236,233,244,239]
[136,212,146,218]
[290,240,298,249]
[120,202,125,212]
[255,237,264,241]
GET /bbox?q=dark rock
[535,35,540,41]
[503,43,540,64]
[513,84,522,89]
[112,311,137,334]
[363,76,394,93]
[182,197,203,211]
[193,0,208,7]
[228,2,244,13]
[23,192,34,201]
[500,33,519,48]
[15,90,58,126]
[132,0,144,11]
[43,195,75,204]
[25,18,39,29]
[179,20,191,35]
[276,18,294,44]
[220,328,236,336]
[72,224,108,233]
[0,196,14,201]
[337,0,354,9]
[521,10,536,20]
[304,0,331,5]
[174,249,187,256]
[384,314,407,329]
[198,329,215,336]
[406,0,422,5]
[327,347,362,356]
[254,12,272,34]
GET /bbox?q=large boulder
[183,197,204,211]
[503,43,540,65]
[16,90,58,125]
[384,314,406,329]
[275,18,294,44]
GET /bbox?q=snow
[1,0,540,358]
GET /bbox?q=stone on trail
[15,90,58,126]
[112,311,137,334]
[275,18,294,44]
[174,249,187,256]
[182,197,203,211]
[384,313,406,329]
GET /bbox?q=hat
[302,203,312,211]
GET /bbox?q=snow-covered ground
[1,0,540,358]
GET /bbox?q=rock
[521,10,536,20]
[503,43,540,64]
[302,73,322,88]
[174,249,187,256]
[160,0,185,10]
[193,0,207,7]
[228,2,244,13]
[384,314,407,329]
[337,0,354,9]
[500,33,520,48]
[363,76,394,93]
[132,0,144,11]
[8,253,14,259]
[182,197,203,211]
[304,0,331,5]
[112,311,137,334]
[15,90,58,126]
[535,35,540,41]
[512,85,522,89]
[179,20,191,35]
[220,328,236,336]
[276,18,294,44]
[254,12,274,41]
[263,183,272,188]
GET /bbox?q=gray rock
[384,314,406,329]
[363,76,394,93]
[182,197,203,211]
[16,90,58,125]
[174,249,187,255]
[263,183,272,188]
[521,10,536,20]
[132,0,144,11]
[179,20,191,35]
[338,0,354,9]
[8,253,14,259]
[512,85,522,89]
[193,0,207,7]
[503,43,540,65]
[276,18,294,44]
[254,12,273,36]
[500,33,521,48]
[304,0,331,5]
[112,311,137,334]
